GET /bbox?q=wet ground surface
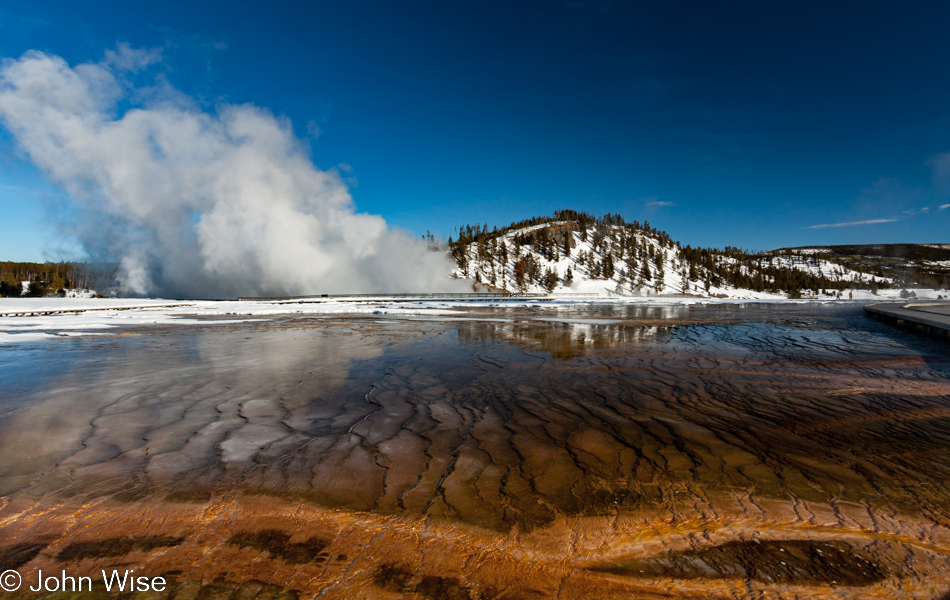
[1,303,949,598]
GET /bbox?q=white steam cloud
[0,47,464,298]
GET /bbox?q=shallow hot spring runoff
[1,303,949,599]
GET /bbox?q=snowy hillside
[451,221,715,296]
[448,212,950,298]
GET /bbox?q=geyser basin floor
[1,305,950,599]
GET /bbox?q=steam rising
[0,47,463,298]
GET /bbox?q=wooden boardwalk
[864,301,950,340]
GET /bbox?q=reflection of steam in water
[0,323,390,496]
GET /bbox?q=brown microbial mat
[1,304,949,599]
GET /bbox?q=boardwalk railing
[0,303,194,318]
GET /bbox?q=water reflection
[453,319,672,359]
[0,322,392,496]
[1,306,949,598]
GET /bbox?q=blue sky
[1,0,949,261]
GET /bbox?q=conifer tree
[0,281,19,297]
[514,258,526,291]
[603,253,615,279]
[526,254,539,283]
[625,254,637,277]
[25,281,49,297]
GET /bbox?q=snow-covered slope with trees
[447,211,950,299]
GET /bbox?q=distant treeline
[0,261,114,297]
[770,245,950,290]
[783,244,950,262]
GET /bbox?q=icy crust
[0,298,455,344]
[0,291,946,344]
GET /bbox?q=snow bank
[2,292,947,345]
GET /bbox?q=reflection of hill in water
[453,319,672,359]
[1,307,950,598]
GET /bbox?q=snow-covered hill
[447,213,950,299]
